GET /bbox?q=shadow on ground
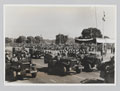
[37,67,79,76]
[6,75,34,82]
[80,79,104,83]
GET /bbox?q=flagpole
[94,7,97,55]
[102,11,105,60]
[95,7,97,28]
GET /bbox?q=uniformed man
[12,54,18,62]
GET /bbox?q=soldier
[12,54,18,62]
[16,50,22,61]
[5,52,11,63]
[54,52,61,61]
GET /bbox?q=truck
[44,52,84,75]
[5,47,37,81]
[80,53,101,72]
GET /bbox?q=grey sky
[5,5,116,39]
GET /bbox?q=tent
[95,38,115,43]
[75,38,115,44]
[75,38,95,43]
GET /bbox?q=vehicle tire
[84,63,92,72]
[88,64,92,71]
[32,73,37,78]
[59,65,67,75]
[76,67,81,73]
[16,71,24,80]
[16,75,23,80]
[48,63,53,74]
[6,69,15,81]
[48,67,53,74]
[63,66,67,73]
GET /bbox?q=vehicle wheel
[32,73,37,78]
[16,71,25,80]
[88,64,92,71]
[48,67,53,74]
[48,63,53,74]
[84,64,92,72]
[6,69,16,81]
[63,66,67,73]
[59,65,67,75]
[39,56,41,59]
[76,67,81,73]
[16,75,23,80]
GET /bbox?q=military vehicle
[75,38,103,72]
[97,56,114,83]
[44,52,84,75]
[5,50,14,81]
[5,47,37,81]
[80,53,101,72]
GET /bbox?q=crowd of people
[5,43,115,83]
[5,47,30,63]
[5,43,115,63]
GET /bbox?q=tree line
[6,28,109,44]
[6,36,44,44]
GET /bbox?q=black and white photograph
[4,5,116,85]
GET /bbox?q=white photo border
[3,4,117,86]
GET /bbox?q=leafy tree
[55,34,68,44]
[81,28,103,39]
[16,36,27,43]
[35,36,43,43]
[26,36,35,43]
[5,37,12,43]
[104,36,109,39]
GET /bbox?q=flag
[102,11,105,22]
[102,17,105,22]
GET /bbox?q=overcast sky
[5,5,116,39]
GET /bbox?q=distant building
[55,34,68,45]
